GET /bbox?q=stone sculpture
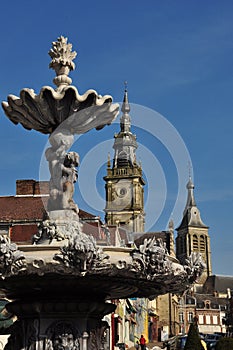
[2,36,119,218]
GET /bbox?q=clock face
[112,181,132,208]
[117,187,127,198]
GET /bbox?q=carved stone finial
[49,36,77,89]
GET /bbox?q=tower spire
[183,177,196,215]
[178,177,206,227]
[120,81,131,132]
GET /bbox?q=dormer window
[205,300,211,309]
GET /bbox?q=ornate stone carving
[45,129,80,212]
[2,37,119,216]
[0,235,26,278]
[184,252,206,283]
[54,229,110,272]
[49,36,77,70]
[46,321,80,350]
[2,35,119,136]
[33,221,58,244]
[49,36,77,89]
[130,237,171,278]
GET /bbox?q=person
[135,340,140,349]
[139,335,146,350]
[201,339,207,350]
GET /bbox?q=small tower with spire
[176,178,212,283]
[104,85,145,232]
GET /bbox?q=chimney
[16,180,49,196]
[16,180,36,195]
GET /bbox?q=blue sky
[0,1,232,275]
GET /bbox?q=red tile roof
[0,196,97,222]
[0,196,48,222]
[0,180,129,246]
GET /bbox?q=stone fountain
[1,37,205,350]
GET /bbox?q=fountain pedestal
[6,299,115,349]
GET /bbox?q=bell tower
[176,178,212,283]
[104,86,145,232]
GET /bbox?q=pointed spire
[120,81,131,132]
[177,177,208,229]
[121,81,130,114]
[184,177,196,213]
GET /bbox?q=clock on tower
[104,87,145,233]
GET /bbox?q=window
[206,315,211,324]
[200,235,205,252]
[186,297,195,305]
[199,315,204,324]
[213,315,218,325]
[188,312,194,323]
[193,235,198,251]
[179,312,184,323]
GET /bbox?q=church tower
[104,87,145,232]
[176,178,212,283]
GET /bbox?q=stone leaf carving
[49,36,77,72]
[184,252,206,283]
[130,237,171,278]
[0,235,26,278]
[33,221,60,244]
[33,216,83,245]
[54,230,110,272]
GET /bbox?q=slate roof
[203,275,233,294]
[195,293,227,309]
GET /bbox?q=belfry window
[193,235,198,251]
[200,235,205,252]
